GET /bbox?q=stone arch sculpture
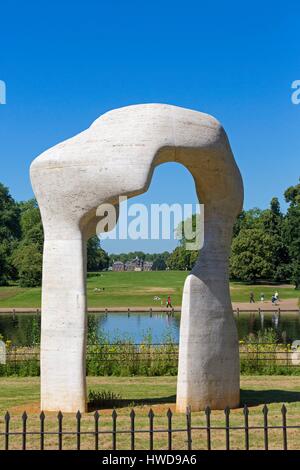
[30,104,244,412]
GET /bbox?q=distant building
[143,261,153,271]
[125,256,142,271]
[112,261,125,272]
[112,256,153,272]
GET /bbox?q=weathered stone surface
[30,104,243,412]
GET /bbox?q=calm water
[0,312,300,346]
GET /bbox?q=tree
[230,228,277,282]
[152,257,167,271]
[12,199,44,287]
[167,246,198,271]
[12,243,43,287]
[283,179,300,289]
[0,183,21,285]
[87,236,109,271]
[231,200,291,282]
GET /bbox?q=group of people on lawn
[249,290,279,304]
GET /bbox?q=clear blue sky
[0,1,299,253]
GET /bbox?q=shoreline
[0,300,299,315]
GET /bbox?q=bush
[88,389,122,408]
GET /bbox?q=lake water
[1,311,300,346]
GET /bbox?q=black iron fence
[1,405,299,450]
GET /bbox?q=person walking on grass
[250,292,255,303]
[166,295,172,308]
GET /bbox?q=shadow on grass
[88,390,300,411]
[88,395,176,411]
[241,389,300,407]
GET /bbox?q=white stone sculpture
[30,104,244,412]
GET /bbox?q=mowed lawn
[0,271,298,308]
[1,376,300,450]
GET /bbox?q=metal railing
[3,343,300,368]
[0,404,298,450]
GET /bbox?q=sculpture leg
[176,221,240,411]
[40,234,87,412]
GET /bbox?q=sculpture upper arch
[30,104,244,412]
[31,104,243,239]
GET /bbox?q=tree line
[0,178,299,288]
[172,179,300,288]
[0,183,109,287]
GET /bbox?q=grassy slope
[0,271,298,308]
[1,376,300,449]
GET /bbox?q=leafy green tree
[167,246,198,271]
[152,257,167,271]
[0,183,21,285]
[283,180,300,289]
[12,243,43,287]
[231,200,290,282]
[12,199,44,287]
[87,236,109,271]
[230,228,276,282]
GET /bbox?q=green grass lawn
[0,271,298,308]
[1,376,300,450]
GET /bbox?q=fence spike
[205,406,211,416]
[57,410,63,420]
[262,404,269,451]
[22,411,28,421]
[243,404,249,416]
[263,404,269,415]
[148,408,154,419]
[40,410,45,420]
[76,410,82,420]
[224,406,231,416]
[112,408,118,419]
[94,410,100,420]
[5,410,10,451]
[186,405,192,451]
[281,404,287,415]
[167,408,173,418]
[130,408,135,419]
[281,403,288,450]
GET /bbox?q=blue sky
[0,0,299,253]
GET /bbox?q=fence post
[94,411,100,451]
[281,404,288,450]
[167,408,172,451]
[263,405,269,450]
[243,405,249,450]
[40,411,45,451]
[57,411,63,450]
[5,411,10,451]
[186,406,192,451]
[205,406,211,450]
[112,409,117,450]
[22,411,27,450]
[148,408,154,451]
[130,409,135,451]
[76,411,81,450]
[224,407,230,450]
